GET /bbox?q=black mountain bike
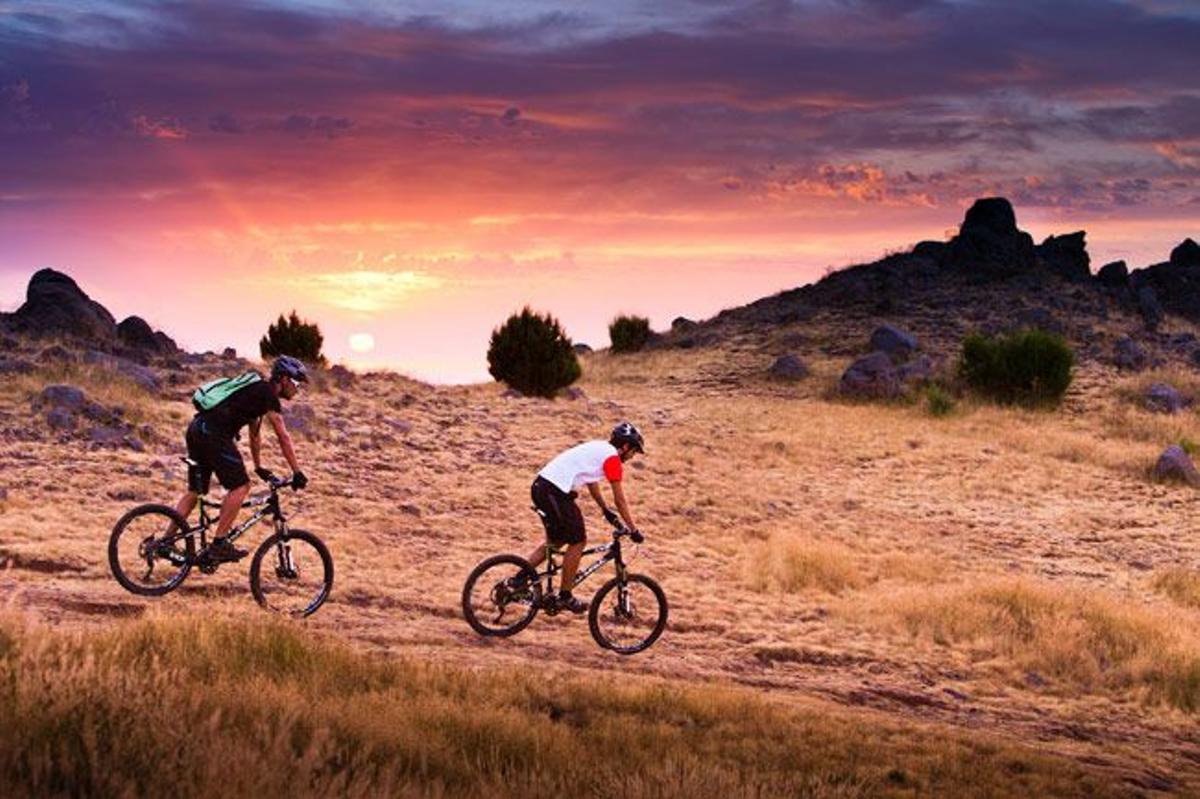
[462,516,668,654]
[108,462,333,617]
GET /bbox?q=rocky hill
[655,197,1200,391]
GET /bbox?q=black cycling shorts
[185,416,249,492]
[531,476,585,545]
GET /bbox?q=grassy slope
[0,613,1131,799]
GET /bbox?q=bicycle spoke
[110,509,193,594]
[252,535,331,617]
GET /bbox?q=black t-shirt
[200,380,282,438]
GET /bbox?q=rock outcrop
[9,269,117,342]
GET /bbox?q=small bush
[609,314,652,353]
[260,310,326,365]
[959,328,1073,407]
[487,307,581,398]
[925,384,956,417]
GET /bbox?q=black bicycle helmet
[271,355,309,383]
[610,421,645,453]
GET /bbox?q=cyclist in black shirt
[171,356,309,562]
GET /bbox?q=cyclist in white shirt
[527,422,644,613]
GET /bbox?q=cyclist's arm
[610,481,636,530]
[586,482,609,512]
[266,410,300,473]
[249,416,264,469]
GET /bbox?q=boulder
[117,316,176,353]
[897,354,934,386]
[839,352,900,399]
[1137,286,1164,331]
[1035,231,1091,283]
[37,384,87,412]
[671,316,697,332]
[1153,445,1200,486]
[222,347,238,359]
[282,402,318,438]
[563,386,587,401]
[572,343,593,355]
[912,240,948,263]
[37,344,75,364]
[11,268,117,342]
[83,350,161,392]
[328,364,355,389]
[1170,238,1200,268]
[945,197,1036,278]
[0,358,35,375]
[1113,337,1148,371]
[768,353,809,381]
[1096,260,1128,287]
[45,407,76,431]
[1012,307,1064,335]
[869,325,918,361]
[1145,383,1188,414]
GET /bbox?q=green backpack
[192,370,263,412]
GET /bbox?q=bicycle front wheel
[108,504,195,596]
[249,529,333,617]
[588,574,668,655]
[462,554,541,637]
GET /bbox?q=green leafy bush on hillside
[487,307,581,397]
[609,314,652,353]
[260,310,326,365]
[959,328,1073,407]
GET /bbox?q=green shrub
[260,310,326,365]
[609,314,652,353]
[959,328,1073,407]
[487,307,581,398]
[925,384,956,417]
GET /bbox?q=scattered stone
[501,387,524,399]
[328,364,355,389]
[1113,337,1148,371]
[1012,307,1063,335]
[1096,260,1128,287]
[839,352,900,399]
[572,343,593,355]
[897,354,934,386]
[83,350,161,392]
[671,317,697,332]
[399,503,421,517]
[45,407,76,432]
[1153,445,1200,486]
[1024,671,1048,688]
[768,353,809,381]
[563,386,587,401]
[1145,382,1188,414]
[37,384,87,411]
[37,344,75,364]
[384,418,413,434]
[283,403,318,438]
[0,487,8,502]
[222,347,238,359]
[1136,286,1164,331]
[0,358,35,375]
[869,325,918,360]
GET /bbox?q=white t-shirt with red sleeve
[538,440,623,493]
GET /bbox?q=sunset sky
[1,0,1198,381]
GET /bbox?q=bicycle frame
[538,535,628,596]
[165,489,288,555]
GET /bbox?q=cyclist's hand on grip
[602,507,621,528]
[629,529,645,544]
[255,466,276,483]
[291,470,308,490]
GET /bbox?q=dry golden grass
[1154,568,1200,610]
[0,361,167,425]
[858,579,1200,711]
[0,613,1135,798]
[743,535,865,594]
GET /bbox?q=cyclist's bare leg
[169,491,198,534]
[526,542,546,568]
[213,484,250,539]
[559,540,585,591]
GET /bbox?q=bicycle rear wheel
[462,554,541,637]
[108,504,195,596]
[588,574,668,654]
[248,529,333,617]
